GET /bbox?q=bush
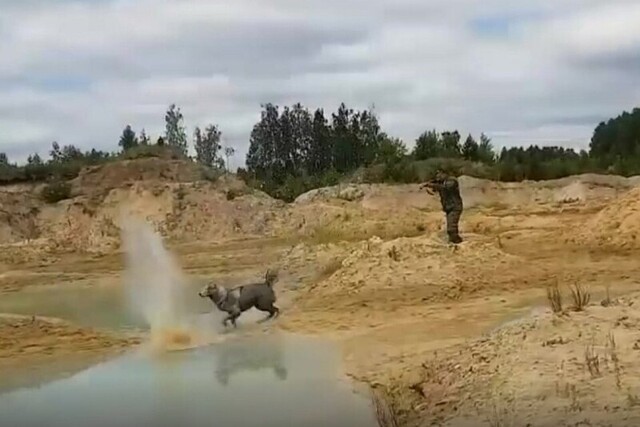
[120,144,186,160]
[382,159,420,183]
[0,164,27,183]
[274,176,309,202]
[0,158,108,186]
[41,181,72,203]
[409,158,496,181]
[361,157,495,184]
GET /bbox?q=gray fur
[198,269,280,328]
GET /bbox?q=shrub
[226,189,242,200]
[0,163,27,183]
[41,181,72,203]
[569,283,591,311]
[120,144,186,160]
[546,282,563,314]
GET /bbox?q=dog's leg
[228,309,241,328]
[269,306,280,320]
[257,305,280,323]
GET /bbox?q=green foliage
[118,125,138,151]
[41,180,72,203]
[413,130,441,160]
[164,104,188,155]
[3,102,640,208]
[462,134,479,161]
[496,145,587,181]
[478,133,496,164]
[413,130,462,159]
[375,134,407,164]
[120,144,186,160]
[0,163,24,183]
[139,129,150,145]
[194,124,223,168]
[245,100,633,200]
[0,142,114,185]
[590,108,640,160]
[247,102,382,181]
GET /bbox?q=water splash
[120,217,216,351]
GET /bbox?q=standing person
[421,169,463,244]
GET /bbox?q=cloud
[0,0,638,166]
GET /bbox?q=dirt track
[2,160,640,425]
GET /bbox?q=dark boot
[446,210,463,244]
[448,232,463,244]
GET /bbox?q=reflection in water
[0,335,378,427]
[214,336,288,386]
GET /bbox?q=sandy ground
[0,314,140,393]
[2,163,640,425]
[376,295,640,427]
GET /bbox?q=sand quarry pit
[2,160,640,425]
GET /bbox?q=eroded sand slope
[3,160,640,425]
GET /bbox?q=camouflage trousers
[445,209,463,244]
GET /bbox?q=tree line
[1,103,640,202]
[242,104,640,200]
[0,104,236,185]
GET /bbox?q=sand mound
[294,174,638,215]
[8,160,285,253]
[279,241,352,288]
[2,161,639,255]
[576,187,640,248]
[385,296,640,426]
[294,184,369,204]
[553,181,587,203]
[36,181,286,253]
[71,158,205,194]
[295,234,523,312]
[0,187,41,244]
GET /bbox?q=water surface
[0,334,378,427]
[0,283,208,331]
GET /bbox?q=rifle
[420,179,443,195]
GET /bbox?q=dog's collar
[215,298,227,310]
[213,288,230,310]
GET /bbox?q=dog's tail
[265,268,278,287]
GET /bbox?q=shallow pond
[0,282,207,330]
[0,334,377,427]
[0,286,379,427]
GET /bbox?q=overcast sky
[1,0,639,167]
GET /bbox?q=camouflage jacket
[430,177,463,212]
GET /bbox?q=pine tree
[139,128,150,145]
[462,134,479,161]
[118,125,138,151]
[194,124,223,168]
[164,104,188,155]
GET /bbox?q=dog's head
[265,268,279,286]
[199,283,224,302]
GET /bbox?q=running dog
[199,269,280,328]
